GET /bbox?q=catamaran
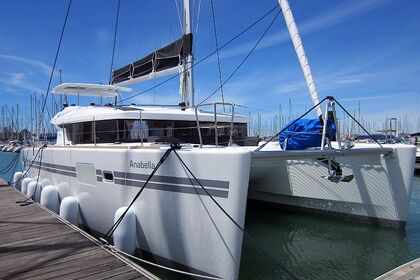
[15,0,416,279]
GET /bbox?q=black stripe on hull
[29,160,229,198]
[33,164,76,177]
[114,171,229,189]
[114,178,229,198]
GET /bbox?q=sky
[0,0,419,133]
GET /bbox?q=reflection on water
[240,175,420,280]
[138,175,420,280]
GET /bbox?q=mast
[182,0,194,107]
[278,0,322,117]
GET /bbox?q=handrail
[255,96,383,152]
[194,102,236,148]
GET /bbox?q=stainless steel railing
[194,103,235,148]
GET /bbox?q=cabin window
[95,120,118,143]
[64,122,93,144]
[63,119,247,145]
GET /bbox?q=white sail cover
[52,83,132,97]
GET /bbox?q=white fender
[27,181,41,201]
[12,172,23,190]
[39,178,50,188]
[60,196,79,225]
[21,178,32,195]
[40,185,59,214]
[38,178,51,199]
[113,207,137,254]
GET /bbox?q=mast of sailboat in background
[181,0,194,107]
[278,0,323,118]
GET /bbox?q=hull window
[102,171,114,182]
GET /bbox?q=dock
[0,184,158,280]
[375,258,420,280]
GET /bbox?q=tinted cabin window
[64,122,93,144]
[64,119,247,145]
[96,120,118,143]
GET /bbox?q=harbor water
[1,151,419,279]
[134,172,420,280]
[239,173,420,280]
[0,151,21,184]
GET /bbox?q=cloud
[337,94,398,102]
[0,54,53,76]
[10,73,25,84]
[0,72,44,94]
[220,0,391,60]
[296,0,390,33]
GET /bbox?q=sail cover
[111,33,193,85]
[279,118,336,150]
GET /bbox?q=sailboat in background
[15,0,417,279]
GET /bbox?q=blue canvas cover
[279,118,336,150]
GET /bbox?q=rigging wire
[256,97,328,151]
[209,0,226,112]
[109,0,121,83]
[174,0,184,33]
[192,0,202,55]
[172,150,300,280]
[40,0,72,116]
[118,4,279,104]
[100,142,300,279]
[194,0,202,36]
[102,144,180,241]
[198,9,281,105]
[334,99,383,148]
[234,104,276,113]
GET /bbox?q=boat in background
[409,133,420,171]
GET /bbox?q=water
[0,151,21,184]
[144,174,420,280]
[240,174,420,279]
[1,151,419,279]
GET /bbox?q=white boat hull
[249,143,417,228]
[23,146,251,279]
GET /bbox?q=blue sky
[1,0,419,132]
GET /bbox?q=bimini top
[51,105,249,126]
[52,83,132,97]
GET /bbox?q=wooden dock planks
[375,258,420,280]
[0,185,156,280]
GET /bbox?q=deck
[375,258,420,280]
[0,184,157,280]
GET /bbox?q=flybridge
[110,33,193,85]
